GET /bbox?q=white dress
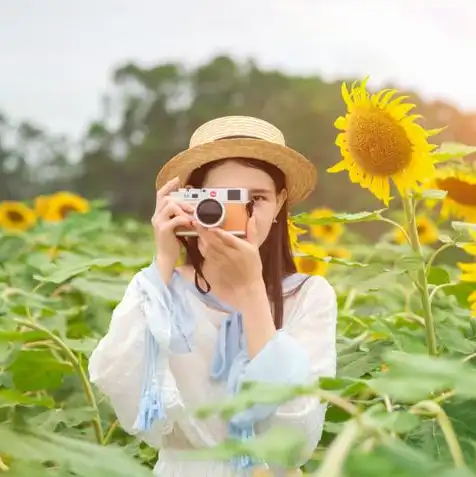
[88,263,337,476]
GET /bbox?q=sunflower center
[323,225,334,234]
[59,205,79,218]
[299,257,320,274]
[417,225,427,234]
[436,178,476,206]
[6,210,25,223]
[346,106,413,176]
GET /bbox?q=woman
[88,116,337,476]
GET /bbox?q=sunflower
[309,208,343,244]
[0,201,36,232]
[34,195,51,218]
[287,216,306,252]
[458,237,476,317]
[325,246,351,260]
[328,78,439,205]
[393,215,438,245]
[41,191,90,222]
[425,163,476,222]
[293,242,329,276]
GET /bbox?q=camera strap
[177,236,211,295]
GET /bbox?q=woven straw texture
[156,116,317,206]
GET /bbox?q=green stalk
[313,420,361,477]
[402,196,438,355]
[411,401,464,468]
[15,319,104,445]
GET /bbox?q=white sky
[1,0,476,139]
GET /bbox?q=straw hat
[156,115,317,206]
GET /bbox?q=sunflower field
[1,80,476,477]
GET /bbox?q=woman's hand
[151,177,194,283]
[195,216,264,307]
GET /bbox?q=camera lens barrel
[194,198,225,227]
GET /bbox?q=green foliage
[1,56,476,476]
[0,204,474,477]
[0,211,156,475]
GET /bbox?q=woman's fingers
[155,177,180,212]
[211,228,241,249]
[159,200,192,220]
[196,224,237,261]
[161,215,193,233]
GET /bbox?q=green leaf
[196,381,310,421]
[62,337,99,354]
[0,389,54,409]
[187,426,308,468]
[70,276,128,302]
[337,345,386,379]
[431,142,476,163]
[414,189,448,200]
[427,267,451,286]
[368,351,476,402]
[323,256,368,268]
[294,253,367,268]
[437,325,476,354]
[443,282,475,307]
[345,439,476,477]
[452,222,476,234]
[2,461,61,477]
[438,234,454,244]
[33,257,145,284]
[0,424,153,477]
[0,330,47,343]
[293,209,386,226]
[394,253,424,272]
[29,408,97,431]
[7,350,74,392]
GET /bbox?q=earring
[273,218,278,223]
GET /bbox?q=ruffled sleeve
[229,275,337,463]
[88,263,191,448]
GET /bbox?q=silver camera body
[169,187,251,237]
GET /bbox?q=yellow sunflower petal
[327,160,348,174]
[341,82,354,110]
[425,164,476,222]
[458,262,476,281]
[328,78,439,205]
[463,244,476,256]
[294,242,329,276]
[334,116,348,130]
[0,201,37,232]
[42,191,90,223]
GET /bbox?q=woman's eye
[252,195,266,202]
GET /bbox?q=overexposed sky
[1,0,476,139]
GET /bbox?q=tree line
[1,55,475,222]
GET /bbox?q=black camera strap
[177,236,211,295]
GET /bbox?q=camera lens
[195,199,224,226]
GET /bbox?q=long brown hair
[184,157,304,329]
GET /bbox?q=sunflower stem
[378,216,411,244]
[14,319,104,445]
[402,195,438,356]
[425,242,455,275]
[411,401,465,468]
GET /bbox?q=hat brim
[155,138,317,206]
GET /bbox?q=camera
[168,187,253,237]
